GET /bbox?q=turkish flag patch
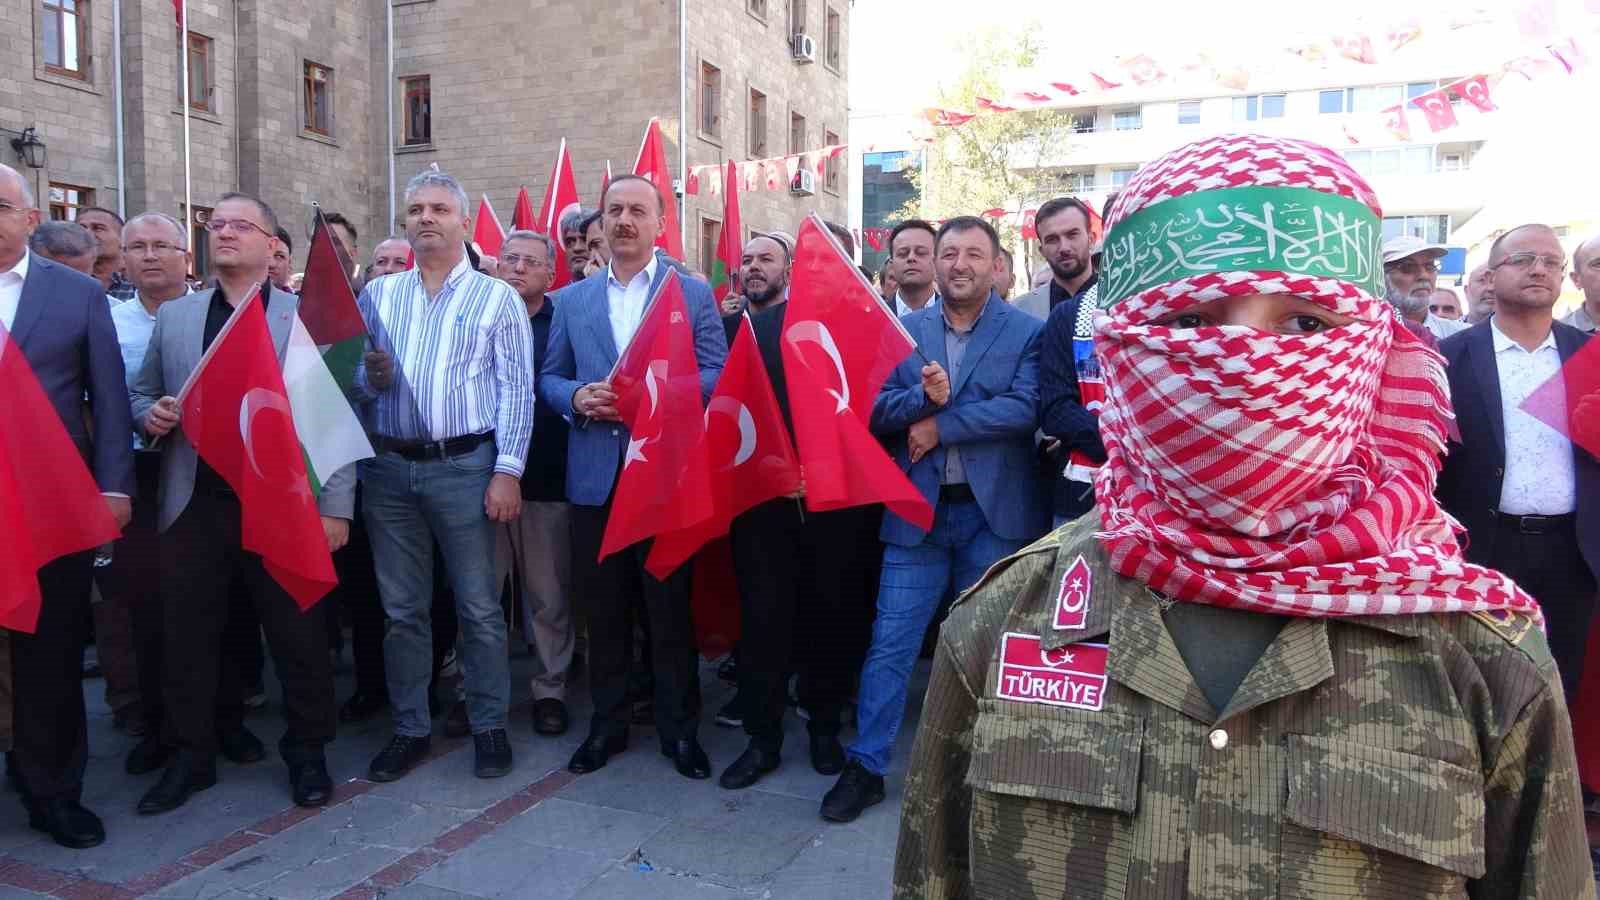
[1053,555,1092,630]
[995,632,1109,711]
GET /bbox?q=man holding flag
[540,174,726,780]
[131,192,354,815]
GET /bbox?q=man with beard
[888,220,939,316]
[719,232,787,333]
[1014,197,1095,321]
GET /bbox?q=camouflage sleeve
[893,637,979,900]
[1471,669,1594,899]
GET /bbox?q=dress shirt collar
[895,290,939,315]
[940,293,994,336]
[606,255,658,292]
[1489,317,1557,354]
[2,248,30,283]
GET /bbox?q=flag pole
[180,0,192,274]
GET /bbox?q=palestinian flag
[297,208,368,394]
[284,313,374,496]
[710,159,741,302]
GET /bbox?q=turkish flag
[1020,209,1038,240]
[684,169,701,196]
[1411,89,1458,131]
[975,97,1018,114]
[1381,104,1411,141]
[1017,91,1053,104]
[645,315,801,579]
[1521,334,1600,459]
[178,291,337,608]
[472,194,506,257]
[537,138,582,290]
[1455,74,1496,112]
[1333,34,1378,64]
[922,108,975,128]
[600,270,714,560]
[632,117,684,260]
[511,186,536,232]
[0,323,121,632]
[711,160,742,302]
[1090,72,1122,91]
[782,216,933,530]
[1049,82,1081,96]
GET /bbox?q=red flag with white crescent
[1410,89,1458,131]
[632,118,684,260]
[536,138,582,289]
[471,194,506,257]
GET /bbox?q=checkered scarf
[1093,134,1539,621]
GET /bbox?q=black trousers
[159,490,336,765]
[571,502,698,743]
[10,552,93,804]
[1486,517,1597,703]
[102,451,165,734]
[330,497,387,698]
[798,504,881,736]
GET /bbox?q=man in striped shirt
[352,170,535,784]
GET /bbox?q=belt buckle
[431,439,450,459]
[1519,515,1550,535]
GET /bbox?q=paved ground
[0,648,924,899]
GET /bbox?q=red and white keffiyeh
[1093,134,1539,622]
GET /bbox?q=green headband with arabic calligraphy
[1097,186,1385,308]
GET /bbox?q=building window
[41,0,89,77]
[699,216,719,278]
[1111,108,1142,131]
[1233,93,1285,121]
[48,183,94,220]
[789,111,806,155]
[182,32,214,111]
[699,62,722,139]
[789,0,806,36]
[747,0,766,19]
[1406,81,1435,100]
[1110,167,1137,189]
[824,7,842,70]
[1383,214,1449,244]
[1058,170,1095,191]
[1177,100,1202,125]
[183,204,213,278]
[401,75,430,146]
[824,129,840,192]
[1438,150,1466,172]
[1071,114,1096,134]
[1346,145,1434,178]
[1318,89,1348,114]
[302,61,334,137]
[748,87,768,157]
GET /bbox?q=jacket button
[1493,467,1503,477]
[1208,728,1229,750]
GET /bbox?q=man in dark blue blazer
[1438,223,1598,703]
[0,164,134,848]
[539,175,726,780]
[821,216,1048,823]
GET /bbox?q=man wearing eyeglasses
[1439,224,1598,708]
[1383,235,1468,339]
[130,192,351,815]
[1562,234,1600,334]
[0,163,134,850]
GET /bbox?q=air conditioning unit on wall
[791,169,816,196]
[792,34,817,64]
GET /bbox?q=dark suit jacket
[1038,289,1106,519]
[9,252,134,496]
[1437,320,1599,578]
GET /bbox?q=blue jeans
[361,441,509,737]
[848,500,1026,775]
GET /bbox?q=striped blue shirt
[354,255,535,477]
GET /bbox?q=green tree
[896,24,1076,262]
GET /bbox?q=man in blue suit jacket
[822,216,1048,823]
[0,164,133,848]
[539,175,726,780]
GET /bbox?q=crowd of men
[3,141,1598,891]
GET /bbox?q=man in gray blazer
[131,192,350,815]
[0,164,133,850]
[540,175,726,780]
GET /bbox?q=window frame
[789,0,806,36]
[699,215,720,279]
[1176,100,1202,125]
[1110,167,1137,189]
[1111,107,1142,131]
[747,0,767,22]
[789,109,807,156]
[400,74,431,147]
[698,59,723,142]
[182,203,213,279]
[302,60,335,138]
[181,31,215,112]
[47,182,95,221]
[747,85,769,158]
[823,128,841,194]
[41,0,90,79]
[824,7,842,72]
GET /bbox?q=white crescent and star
[784,320,850,414]
[707,396,757,470]
[625,361,671,469]
[238,387,293,480]
[1060,576,1087,613]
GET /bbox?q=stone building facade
[4,0,847,275]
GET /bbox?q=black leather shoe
[473,728,513,778]
[809,733,845,776]
[339,691,388,723]
[719,743,780,790]
[444,701,470,738]
[29,798,105,849]
[114,704,148,737]
[661,738,712,780]
[532,698,569,736]
[125,737,173,776]
[567,732,627,774]
[289,759,333,808]
[820,760,885,823]
[368,734,431,782]
[218,725,266,764]
[138,753,217,816]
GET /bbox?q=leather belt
[371,431,494,461]
[1490,510,1576,535]
[939,483,977,504]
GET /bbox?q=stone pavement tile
[415,830,611,899]
[766,844,894,899]
[805,775,907,862]
[491,798,669,859]
[248,845,406,900]
[569,864,744,900]
[369,884,488,900]
[317,796,475,852]
[365,739,575,813]
[148,808,407,899]
[635,790,822,888]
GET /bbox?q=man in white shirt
[1563,233,1600,334]
[888,220,940,316]
[1439,224,1598,705]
